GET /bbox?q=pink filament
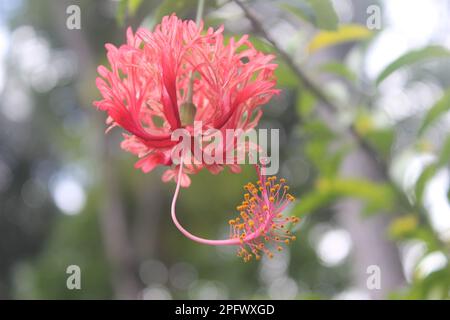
[171,160,263,246]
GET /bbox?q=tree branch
[234,0,450,257]
[234,0,389,180]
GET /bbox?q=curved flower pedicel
[171,162,299,262]
[94,14,279,187]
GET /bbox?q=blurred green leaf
[296,89,316,118]
[154,0,198,22]
[279,0,316,25]
[354,112,394,158]
[276,61,300,87]
[291,190,336,217]
[327,178,396,211]
[376,46,450,85]
[438,136,450,167]
[302,120,334,141]
[419,89,450,136]
[305,0,338,30]
[389,215,419,239]
[366,128,395,159]
[280,0,338,30]
[308,24,372,53]
[415,136,450,204]
[228,35,299,87]
[116,0,143,25]
[318,61,357,83]
[302,120,348,178]
[292,177,396,217]
[128,0,143,14]
[415,163,437,204]
[116,0,127,25]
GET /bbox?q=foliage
[2,0,450,300]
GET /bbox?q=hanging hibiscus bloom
[94,14,279,187]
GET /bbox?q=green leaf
[250,37,299,86]
[116,0,128,26]
[318,61,357,83]
[128,0,143,15]
[291,191,336,217]
[116,0,143,25]
[292,177,396,217]
[305,0,338,30]
[328,178,396,211]
[419,89,450,136]
[308,24,372,53]
[437,135,450,167]
[154,0,198,22]
[376,46,450,85]
[296,89,316,118]
[280,1,316,25]
[389,215,419,239]
[228,35,299,87]
[366,128,395,159]
[415,163,438,204]
[415,136,450,204]
[275,61,300,87]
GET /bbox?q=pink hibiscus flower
[94,14,279,187]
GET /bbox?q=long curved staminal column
[171,162,299,262]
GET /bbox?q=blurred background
[0,0,449,300]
